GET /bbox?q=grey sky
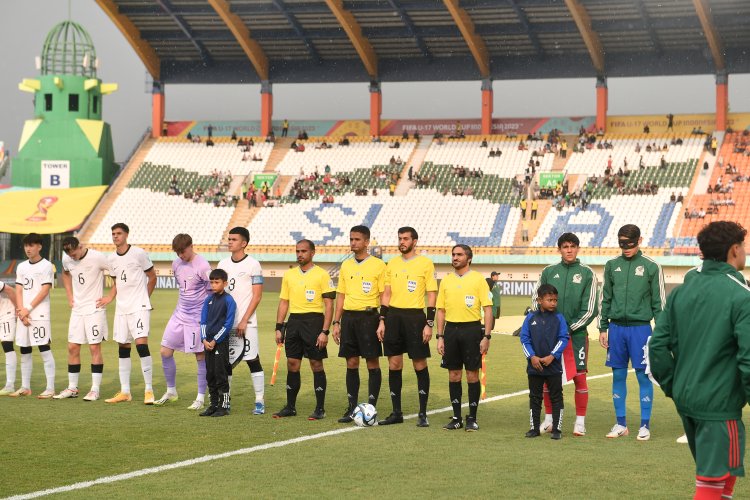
[2,0,749,163]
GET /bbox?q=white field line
[6,371,616,500]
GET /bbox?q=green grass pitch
[1,290,746,499]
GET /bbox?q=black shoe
[272,405,297,418]
[465,416,479,432]
[211,407,229,417]
[551,430,562,440]
[199,406,217,417]
[308,408,326,420]
[379,412,404,426]
[525,429,541,438]
[337,407,354,423]
[443,417,463,430]
[416,413,429,428]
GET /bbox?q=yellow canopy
[0,186,106,234]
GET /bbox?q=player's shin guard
[118,347,132,393]
[346,368,359,409]
[247,359,264,403]
[574,373,589,416]
[612,368,628,427]
[543,382,552,417]
[68,364,81,389]
[286,370,301,408]
[3,341,17,387]
[39,345,55,392]
[368,368,381,406]
[313,370,326,409]
[695,478,725,500]
[196,358,207,401]
[722,476,737,499]
[449,381,462,420]
[468,381,480,419]
[20,346,32,389]
[415,367,429,414]
[635,369,653,427]
[388,369,402,413]
[162,355,177,392]
[136,344,153,391]
[91,364,103,392]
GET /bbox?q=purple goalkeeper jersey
[172,254,211,324]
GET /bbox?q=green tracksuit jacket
[649,260,750,420]
[597,250,665,331]
[532,259,598,335]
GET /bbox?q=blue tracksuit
[520,310,569,376]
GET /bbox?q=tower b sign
[41,160,70,188]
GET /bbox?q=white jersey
[0,282,15,322]
[108,245,153,315]
[63,248,109,316]
[217,254,263,328]
[15,258,54,321]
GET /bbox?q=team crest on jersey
[362,281,372,294]
[407,280,417,293]
[465,295,475,308]
[305,289,316,302]
[635,265,645,277]
[572,273,582,284]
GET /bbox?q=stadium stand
[281,164,403,203]
[245,190,520,248]
[144,137,273,176]
[273,137,416,176]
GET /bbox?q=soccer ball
[352,403,378,427]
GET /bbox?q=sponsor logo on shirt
[553,273,560,279]
[615,267,622,272]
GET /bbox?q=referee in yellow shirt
[379,227,437,427]
[437,244,492,431]
[272,240,335,420]
[332,225,386,423]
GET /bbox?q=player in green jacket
[650,221,750,500]
[532,233,598,436]
[598,224,665,441]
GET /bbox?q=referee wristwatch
[483,334,492,340]
[321,329,330,336]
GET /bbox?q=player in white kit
[218,227,266,414]
[0,281,18,395]
[54,236,110,401]
[9,233,56,398]
[100,223,157,404]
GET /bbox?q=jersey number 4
[120,270,127,283]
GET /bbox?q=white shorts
[235,326,259,361]
[68,310,108,345]
[16,319,52,347]
[0,316,16,343]
[113,310,150,344]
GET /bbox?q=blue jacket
[520,310,569,376]
[200,291,236,344]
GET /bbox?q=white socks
[140,356,153,391]
[4,351,16,388]
[40,350,55,391]
[119,357,132,393]
[251,371,264,403]
[20,352,32,389]
[91,372,102,393]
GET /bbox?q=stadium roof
[96,0,750,84]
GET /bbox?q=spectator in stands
[408,165,413,181]
[281,119,289,137]
[480,138,488,148]
[643,123,650,133]
[206,138,214,147]
[660,156,667,169]
[531,199,538,220]
[522,220,530,243]
[413,131,420,140]
[677,192,684,203]
[520,198,527,219]
[711,136,718,155]
[186,132,193,141]
[666,113,674,131]
[193,135,202,143]
[231,129,237,141]
[402,130,409,140]
[207,124,214,138]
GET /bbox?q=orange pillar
[481,79,493,135]
[370,81,381,137]
[595,76,607,132]
[151,81,165,138]
[260,81,273,137]
[716,72,728,132]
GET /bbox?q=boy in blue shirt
[521,284,569,439]
[199,269,236,417]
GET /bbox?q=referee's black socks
[368,368,381,406]
[287,370,301,408]
[313,370,326,409]
[389,369,402,413]
[468,381,481,419]
[449,381,462,420]
[346,368,359,409]
[415,367,429,414]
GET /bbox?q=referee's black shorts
[285,312,327,360]
[338,309,382,359]
[383,307,430,359]
[441,321,483,371]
